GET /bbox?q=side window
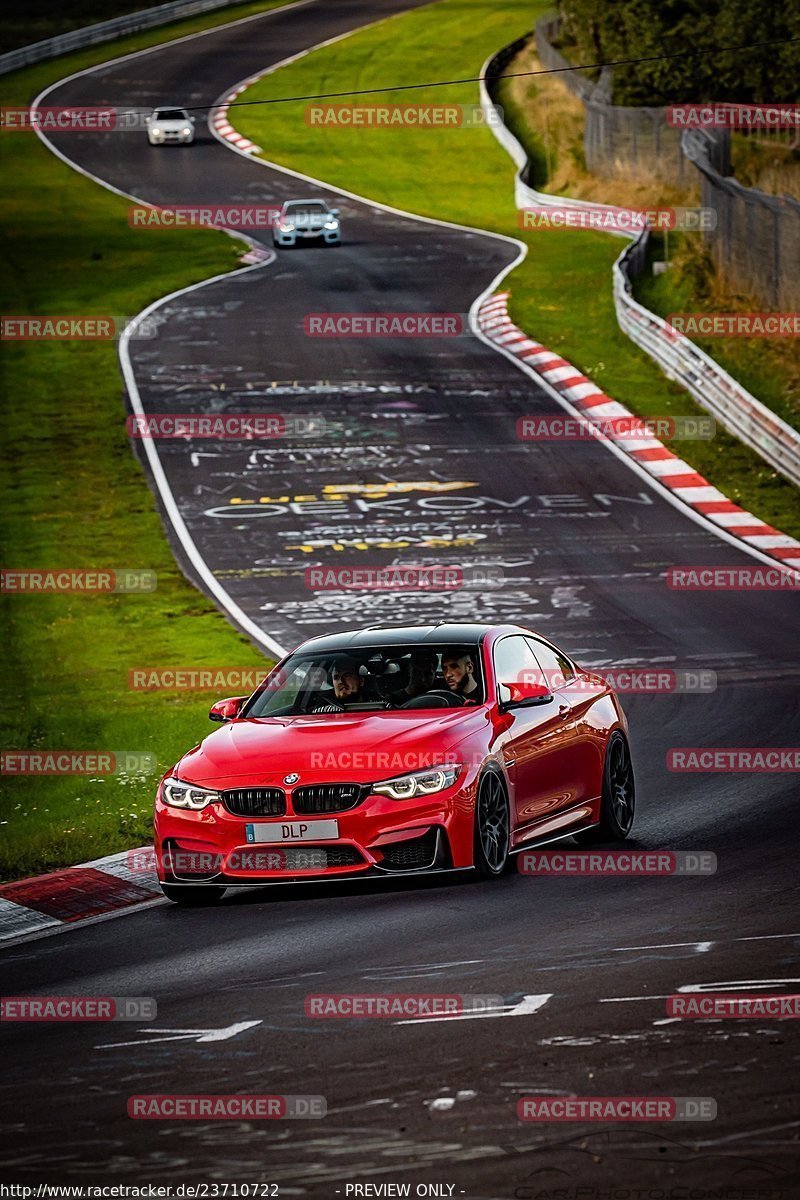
[526,637,576,692]
[493,636,547,703]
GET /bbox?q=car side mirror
[499,680,553,711]
[330,208,340,217]
[209,696,247,722]
[189,115,196,123]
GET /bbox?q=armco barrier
[479,45,800,491]
[0,0,249,75]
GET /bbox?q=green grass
[235,0,800,540]
[636,234,799,436]
[0,3,292,881]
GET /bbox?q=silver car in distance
[273,199,342,247]
[147,107,195,145]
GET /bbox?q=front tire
[473,771,510,878]
[575,731,635,844]
[160,883,226,905]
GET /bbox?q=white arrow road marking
[97,1020,262,1048]
[681,978,800,992]
[396,993,553,1025]
[189,452,223,467]
[612,940,715,952]
[612,932,800,951]
[601,978,800,1026]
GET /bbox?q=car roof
[293,623,514,654]
[154,106,187,112]
[283,198,328,205]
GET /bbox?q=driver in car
[332,657,364,702]
[309,656,366,712]
[442,650,480,704]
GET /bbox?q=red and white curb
[0,847,161,942]
[479,293,800,571]
[210,82,262,154]
[238,242,272,265]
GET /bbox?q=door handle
[558,703,570,719]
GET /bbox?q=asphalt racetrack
[2,0,798,1193]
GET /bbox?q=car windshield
[284,202,327,215]
[154,109,188,120]
[244,643,485,717]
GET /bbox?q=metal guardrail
[478,47,800,490]
[614,240,800,488]
[0,0,246,75]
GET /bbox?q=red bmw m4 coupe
[154,623,635,903]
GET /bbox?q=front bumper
[273,227,340,246]
[154,779,475,885]
[148,132,194,144]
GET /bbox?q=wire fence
[480,45,800,489]
[534,15,691,183]
[683,129,800,310]
[534,14,799,309]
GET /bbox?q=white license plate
[245,819,339,844]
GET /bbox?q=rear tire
[574,731,635,844]
[160,883,226,905]
[473,771,511,879]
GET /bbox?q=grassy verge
[636,235,799,435]
[496,40,800,438]
[0,3,290,880]
[234,0,800,539]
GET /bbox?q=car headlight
[324,219,338,229]
[182,127,192,136]
[280,222,295,232]
[161,777,222,810]
[372,765,460,801]
[151,126,162,135]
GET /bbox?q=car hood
[287,212,331,228]
[152,119,189,129]
[174,709,485,787]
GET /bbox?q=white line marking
[600,994,672,1003]
[98,1019,262,1048]
[693,1119,800,1146]
[612,933,800,951]
[31,19,293,656]
[397,993,552,1025]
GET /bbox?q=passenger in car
[442,649,481,704]
[387,650,438,706]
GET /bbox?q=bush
[556,0,800,106]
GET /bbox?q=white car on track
[146,107,195,145]
[273,199,342,247]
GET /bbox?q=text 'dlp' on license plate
[245,819,339,844]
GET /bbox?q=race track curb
[0,847,160,942]
[211,80,263,153]
[478,293,800,573]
